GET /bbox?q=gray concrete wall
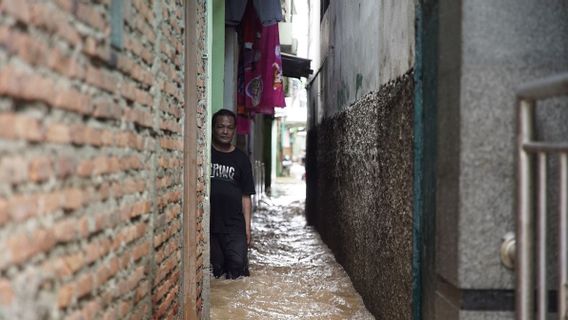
[435,0,568,317]
[316,0,414,117]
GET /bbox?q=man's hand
[246,227,251,246]
[242,195,252,247]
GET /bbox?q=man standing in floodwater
[210,109,255,279]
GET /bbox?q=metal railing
[516,73,568,320]
[253,160,265,208]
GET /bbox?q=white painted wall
[308,0,415,117]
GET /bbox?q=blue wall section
[412,0,438,319]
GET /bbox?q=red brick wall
[0,0,207,319]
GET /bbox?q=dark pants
[211,232,249,279]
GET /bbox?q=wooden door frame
[183,0,199,319]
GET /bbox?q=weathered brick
[112,222,148,251]
[132,241,151,263]
[28,156,53,182]
[134,280,150,303]
[83,37,112,63]
[0,66,91,115]
[0,113,45,142]
[118,299,133,318]
[92,99,121,120]
[0,278,13,306]
[0,155,28,184]
[124,35,154,64]
[62,188,85,210]
[124,107,154,128]
[158,156,183,169]
[86,238,113,265]
[153,271,179,304]
[46,123,72,144]
[7,194,38,224]
[75,273,94,298]
[160,138,183,150]
[100,307,118,320]
[120,200,152,221]
[155,287,177,319]
[132,0,154,24]
[49,252,84,278]
[54,217,82,242]
[55,0,108,31]
[156,175,176,189]
[2,228,57,269]
[0,0,204,318]
[156,239,179,264]
[153,220,181,250]
[116,266,145,298]
[158,191,182,209]
[160,119,182,133]
[114,131,146,150]
[58,282,74,308]
[0,199,8,226]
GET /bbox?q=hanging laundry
[236,106,252,135]
[226,0,283,26]
[225,0,247,26]
[237,3,286,116]
[252,0,283,25]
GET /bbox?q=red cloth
[236,114,251,135]
[237,4,285,116]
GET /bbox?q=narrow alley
[210,180,374,319]
[0,0,567,320]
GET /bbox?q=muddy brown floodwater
[210,181,375,319]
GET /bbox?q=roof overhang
[281,53,312,79]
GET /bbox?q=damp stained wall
[306,1,415,318]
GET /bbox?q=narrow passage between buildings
[210,180,374,319]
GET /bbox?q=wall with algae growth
[306,71,414,319]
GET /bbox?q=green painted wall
[211,0,225,113]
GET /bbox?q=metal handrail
[516,72,568,320]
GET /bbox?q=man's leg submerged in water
[210,233,225,278]
[224,232,248,279]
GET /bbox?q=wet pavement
[210,180,375,319]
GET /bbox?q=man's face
[213,115,236,145]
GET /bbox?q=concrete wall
[0,0,209,319]
[310,74,414,319]
[306,1,415,318]
[315,0,414,117]
[434,0,568,318]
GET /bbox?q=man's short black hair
[212,109,237,126]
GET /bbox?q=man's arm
[242,195,252,246]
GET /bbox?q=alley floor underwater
[210,180,375,319]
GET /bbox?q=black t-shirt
[210,147,255,233]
